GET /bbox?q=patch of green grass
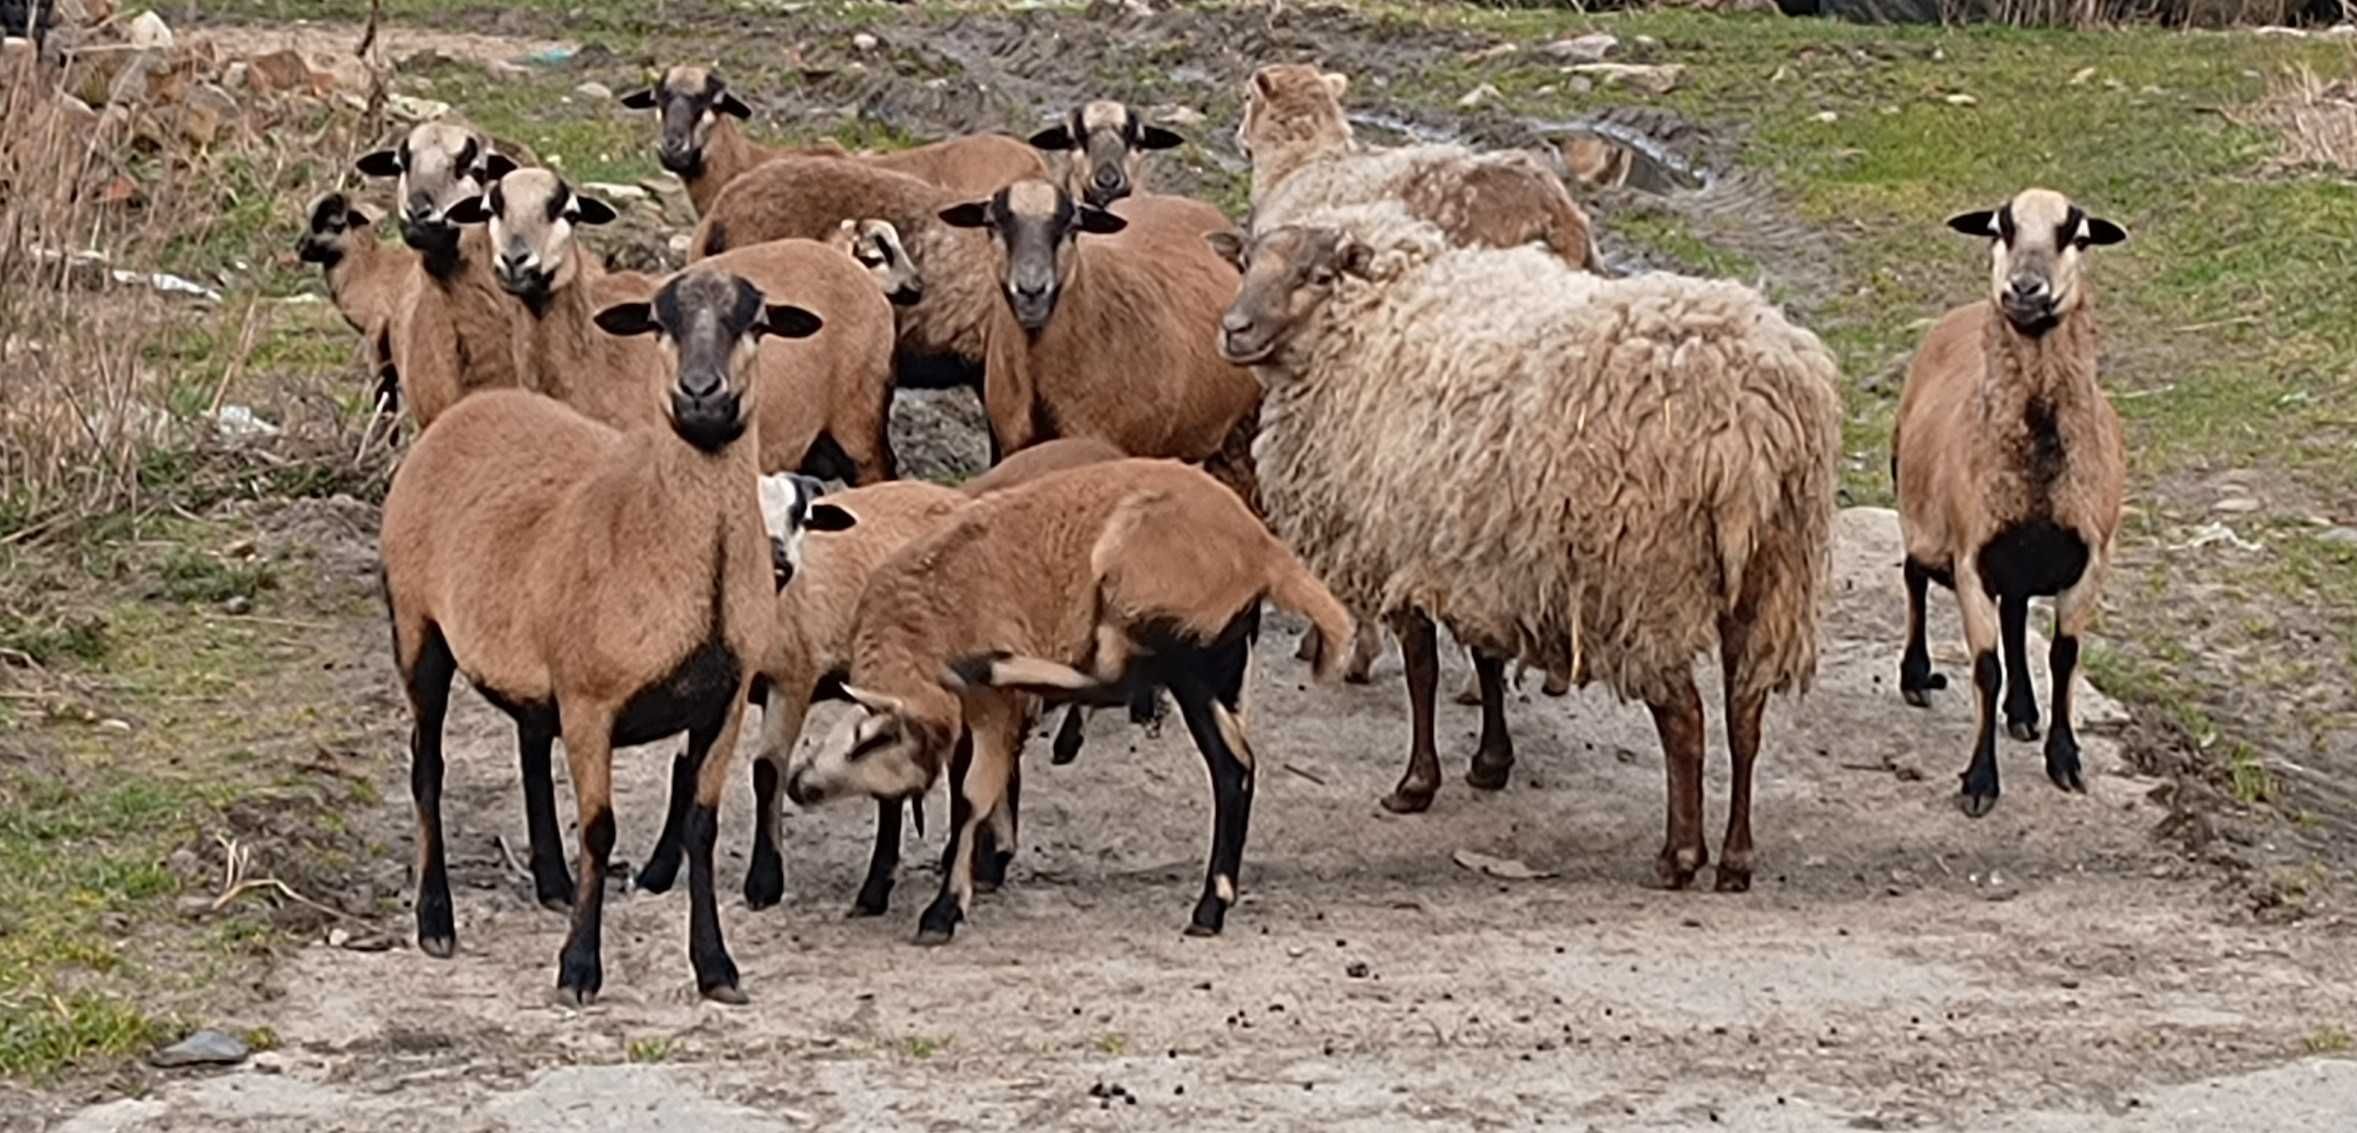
[1093,1032,1128,1056]
[899,1034,950,1059]
[2228,744,2278,807]
[625,1035,673,1063]
[2304,1023,2354,1055]
[0,608,111,666]
[155,547,277,607]
[0,992,173,1080]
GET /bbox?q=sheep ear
[938,201,992,229]
[618,87,659,110]
[344,205,375,229]
[592,301,659,337]
[1204,230,1245,269]
[355,149,403,177]
[759,303,825,340]
[1074,205,1127,236]
[1946,209,1999,239]
[840,684,908,717]
[2082,216,2127,247]
[806,503,857,532]
[1250,69,1276,99]
[573,195,619,226]
[1321,71,1348,98]
[1026,123,1078,151]
[479,152,519,181]
[443,195,491,225]
[715,91,754,119]
[1137,123,1186,150]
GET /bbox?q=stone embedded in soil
[574,80,612,100]
[2317,527,2357,548]
[1540,33,1618,63]
[2213,496,2262,514]
[150,1029,250,1069]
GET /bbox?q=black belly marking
[612,636,741,749]
[1976,520,2090,600]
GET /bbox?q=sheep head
[938,179,1126,333]
[834,218,924,308]
[1208,223,1372,367]
[1236,63,1351,166]
[756,471,858,591]
[617,65,752,177]
[446,168,618,306]
[591,267,823,453]
[1028,99,1185,209]
[1946,188,2126,338]
[785,682,959,810]
[354,123,517,257]
[295,192,377,266]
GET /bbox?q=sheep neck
[323,238,392,321]
[693,117,762,215]
[1978,300,2101,424]
[1249,134,1352,205]
[511,256,656,428]
[1976,299,2105,511]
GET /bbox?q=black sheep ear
[618,87,659,109]
[573,195,619,226]
[1204,230,1245,270]
[592,301,659,337]
[1074,205,1128,236]
[758,303,824,340]
[1027,123,1078,151]
[714,91,754,119]
[343,206,373,230]
[355,149,403,177]
[2083,216,2127,246]
[1137,123,1186,150]
[479,152,519,181]
[805,503,858,532]
[443,195,491,225]
[1946,209,1999,239]
[937,200,991,228]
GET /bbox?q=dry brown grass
[2239,57,2357,174]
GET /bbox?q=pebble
[150,1029,249,1068]
[1344,961,1370,979]
[1814,111,1839,124]
[574,81,613,101]
[2213,496,2262,515]
[1539,33,1617,63]
[99,718,131,732]
[223,595,253,616]
[1456,84,1498,109]
[852,32,879,52]
[2316,527,2357,549]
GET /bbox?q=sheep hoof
[1900,673,1946,707]
[1052,723,1084,764]
[634,853,683,895]
[1541,677,1570,698]
[554,959,602,1008]
[1957,790,1999,818]
[1713,865,1752,894]
[701,982,750,1007]
[550,984,597,1010]
[912,926,957,947]
[1343,667,1374,686]
[1380,784,1436,815]
[1653,848,1704,890]
[1185,896,1227,937]
[2006,716,2041,742]
[743,861,785,912]
[1453,687,1482,707]
[849,882,892,918]
[1466,753,1514,792]
[914,898,962,945]
[2046,739,2085,794]
[418,933,455,959]
[533,871,575,912]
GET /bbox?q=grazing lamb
[1891,188,2128,817]
[1216,206,1841,887]
[1236,63,1603,273]
[354,124,521,428]
[783,458,1353,944]
[1027,99,1186,209]
[451,168,900,484]
[938,180,1261,485]
[379,267,831,1005]
[620,65,1046,215]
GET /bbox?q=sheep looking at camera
[1216,205,1840,889]
[1891,187,2128,818]
[1027,99,1187,209]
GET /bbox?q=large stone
[150,1030,249,1069]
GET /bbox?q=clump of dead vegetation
[2237,58,2357,173]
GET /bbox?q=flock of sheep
[295,59,2131,1006]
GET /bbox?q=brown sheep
[295,192,405,417]
[939,180,1261,483]
[620,65,1047,215]
[451,168,900,484]
[1027,99,1186,209]
[831,218,925,309]
[1892,187,2128,817]
[379,266,831,1005]
[782,458,1354,944]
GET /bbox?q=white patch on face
[756,473,811,576]
[786,708,934,805]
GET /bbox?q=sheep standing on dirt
[1891,188,2128,817]
[938,179,1261,493]
[451,168,901,485]
[1027,99,1187,209]
[354,124,521,428]
[1216,206,1841,888]
[619,66,1048,215]
[783,458,1354,944]
[379,266,832,1005]
[295,192,404,417]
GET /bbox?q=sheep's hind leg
[1175,618,1258,937]
[683,690,753,1005]
[634,746,698,894]
[1647,673,1709,889]
[971,762,1019,893]
[1381,609,1443,814]
[1899,556,1947,706]
[2044,568,2103,795]
[517,722,574,910]
[404,625,459,957]
[1998,593,2040,741]
[1716,615,1767,894]
[1466,650,1515,791]
[849,798,902,917]
[918,718,1011,947]
[1953,562,2005,817]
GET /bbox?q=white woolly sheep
[1891,187,2128,817]
[1214,204,1841,890]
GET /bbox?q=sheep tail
[1264,553,1354,684]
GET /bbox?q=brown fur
[691,110,1044,214]
[385,225,517,429]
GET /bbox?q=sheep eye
[1310,268,1335,285]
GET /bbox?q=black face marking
[545,184,568,225]
[2058,205,2084,249]
[1996,203,2016,245]
[309,194,349,232]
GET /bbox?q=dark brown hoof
[701,983,750,1006]
[1653,848,1704,890]
[418,934,455,959]
[1380,785,1435,814]
[1958,791,1998,818]
[1465,755,1512,792]
[1714,866,1752,893]
[912,926,955,947]
[1901,687,1932,708]
[2006,718,2040,742]
[1453,687,1482,707]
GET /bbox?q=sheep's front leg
[1953,561,2005,817]
[1466,650,1515,790]
[971,762,1020,893]
[1998,593,2040,741]
[917,707,1013,946]
[1380,609,1442,814]
[2045,559,2105,795]
[684,686,753,1004]
[555,703,619,1006]
[1647,673,1708,889]
[850,799,903,917]
[1175,632,1258,937]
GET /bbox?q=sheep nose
[1013,280,1049,301]
[2007,277,2050,303]
[499,250,531,275]
[1220,310,1253,334]
[404,194,436,224]
[1092,166,1124,192]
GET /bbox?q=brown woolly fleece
[387,225,519,429]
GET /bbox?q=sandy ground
[43,508,2357,1130]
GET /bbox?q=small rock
[1344,961,1370,979]
[852,32,878,52]
[150,1029,248,1068]
[574,80,612,100]
[328,927,351,948]
[387,94,451,122]
[1633,35,1661,51]
[1613,747,1640,764]
[99,718,131,733]
[1457,83,1499,109]
[1566,63,1682,96]
[1150,104,1205,129]
[581,181,650,202]
[1770,65,1792,83]
[2316,527,2357,549]
[1943,93,1978,107]
[127,10,172,51]
[2069,66,2096,86]
[1540,33,1618,63]
[1565,76,1593,95]
[1814,111,1839,124]
[485,59,531,79]
[2213,496,2262,515]
[166,848,201,875]
[223,595,253,616]
[667,234,692,256]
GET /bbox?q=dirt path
[44,510,2357,1130]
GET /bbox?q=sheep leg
[1178,620,1258,937]
[849,798,902,917]
[517,723,575,910]
[748,685,811,910]
[634,747,696,894]
[917,717,1012,946]
[1541,668,1571,698]
[1716,614,1766,894]
[1466,650,1516,790]
[404,625,459,959]
[1998,593,2040,741]
[1647,674,1709,890]
[684,689,753,1005]
[1052,704,1088,764]
[1344,621,1381,684]
[972,762,1020,893]
[1954,566,2005,818]
[2044,570,2102,794]
[1454,646,1484,706]
[554,704,620,1007]
[1899,557,1948,706]
[1380,609,1443,815]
